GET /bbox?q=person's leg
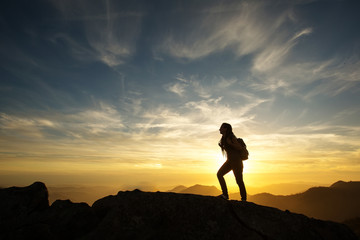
[231,160,247,201]
[217,161,232,198]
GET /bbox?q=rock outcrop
[0,182,49,231]
[0,182,357,240]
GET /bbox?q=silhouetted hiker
[217,123,247,201]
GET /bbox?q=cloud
[50,0,143,67]
[175,74,189,83]
[0,113,49,139]
[0,101,124,140]
[165,82,187,97]
[140,94,268,139]
[165,74,241,101]
[150,0,359,103]
[161,74,273,139]
[252,27,313,72]
[155,1,297,60]
[49,33,97,63]
[250,56,360,98]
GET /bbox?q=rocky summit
[0,182,357,240]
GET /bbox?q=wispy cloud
[0,101,124,140]
[154,75,272,138]
[155,1,297,60]
[1,75,271,158]
[303,58,360,98]
[165,82,187,97]
[50,0,143,67]
[252,27,313,72]
[250,56,360,99]
[165,74,242,101]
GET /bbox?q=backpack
[237,138,249,160]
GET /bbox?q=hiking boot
[218,194,229,200]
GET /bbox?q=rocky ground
[0,182,357,240]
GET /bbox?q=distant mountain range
[249,180,360,223]
[168,182,319,196]
[168,184,221,196]
[247,182,316,195]
[169,181,360,223]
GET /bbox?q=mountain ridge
[0,182,357,240]
[169,184,222,196]
[249,181,360,222]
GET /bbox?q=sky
[1,0,360,193]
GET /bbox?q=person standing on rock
[217,123,247,201]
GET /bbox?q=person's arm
[226,135,243,151]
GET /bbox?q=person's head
[219,123,233,137]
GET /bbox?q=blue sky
[1,0,360,190]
